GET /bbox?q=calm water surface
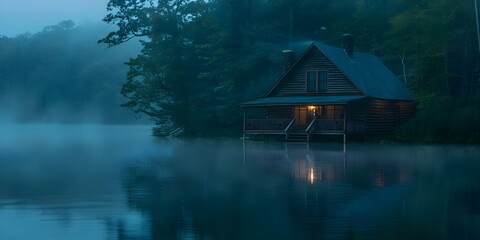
[0,124,479,240]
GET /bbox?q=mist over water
[0,124,161,239]
[1,125,479,239]
[0,124,157,200]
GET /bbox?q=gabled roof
[265,42,414,101]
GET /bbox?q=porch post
[343,106,347,148]
[243,137,246,166]
[243,108,246,139]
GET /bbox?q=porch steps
[286,132,308,142]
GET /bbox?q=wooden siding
[267,106,293,119]
[345,103,367,134]
[269,47,363,97]
[245,119,291,132]
[397,101,416,123]
[362,99,415,135]
[344,99,415,135]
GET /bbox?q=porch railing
[244,119,292,132]
[245,118,365,134]
[312,119,345,133]
[284,119,296,140]
[305,118,317,141]
[284,118,295,134]
[345,120,365,133]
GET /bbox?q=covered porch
[240,96,366,141]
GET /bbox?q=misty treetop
[100,0,480,142]
[0,21,142,123]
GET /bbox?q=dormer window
[306,71,328,92]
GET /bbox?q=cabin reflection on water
[242,142,416,239]
[121,141,461,239]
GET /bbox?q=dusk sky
[0,0,109,37]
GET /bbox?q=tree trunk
[399,52,407,85]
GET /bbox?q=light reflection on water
[1,125,480,239]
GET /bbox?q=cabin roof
[255,42,414,105]
[313,42,414,101]
[240,95,366,107]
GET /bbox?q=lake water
[0,124,479,240]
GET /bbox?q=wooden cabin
[240,36,415,141]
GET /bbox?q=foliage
[0,21,142,123]
[386,0,480,143]
[100,0,480,140]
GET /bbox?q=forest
[1,0,480,143]
[0,21,143,123]
[98,0,480,142]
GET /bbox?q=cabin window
[307,71,317,92]
[326,106,335,119]
[318,71,327,92]
[306,70,328,92]
[334,105,344,119]
[324,105,344,119]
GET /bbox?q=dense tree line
[101,0,480,142]
[0,21,143,123]
[3,0,471,141]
